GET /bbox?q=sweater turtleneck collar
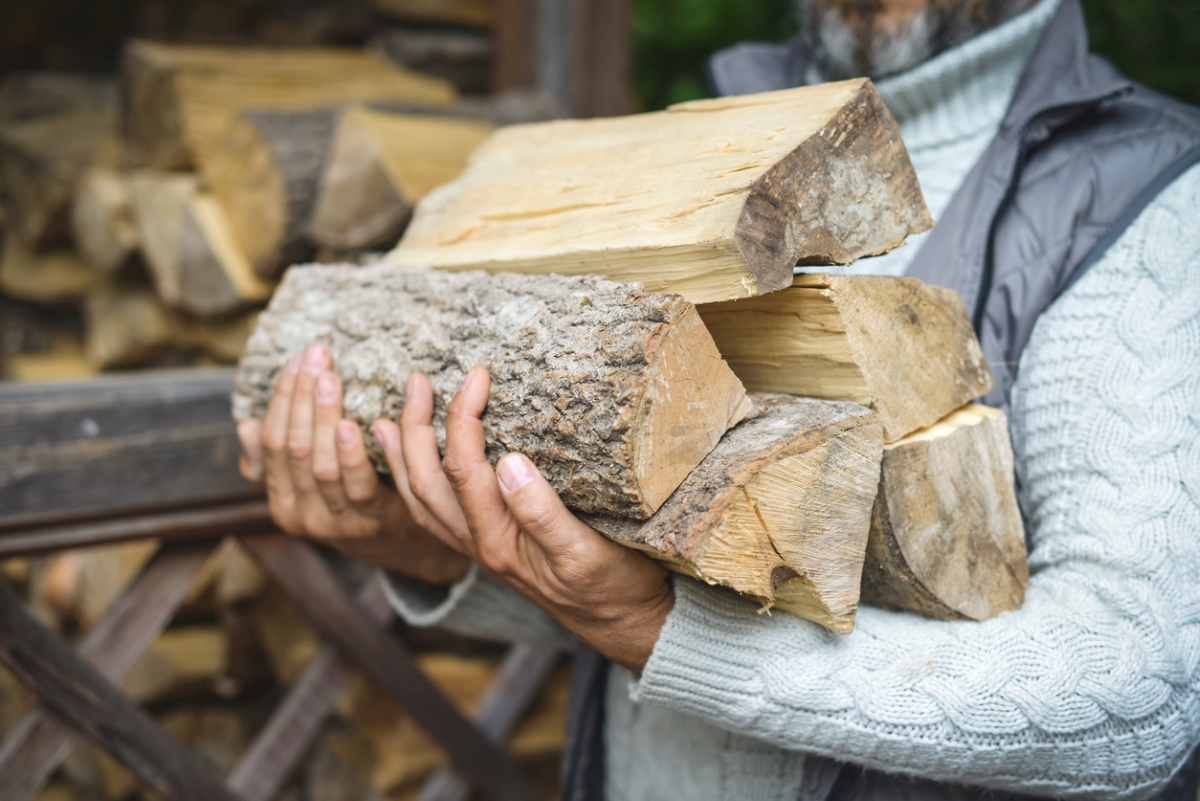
[808,0,1061,152]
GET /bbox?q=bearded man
[237,0,1200,799]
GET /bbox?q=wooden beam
[390,80,931,303]
[0,368,254,530]
[234,264,751,520]
[574,0,631,117]
[416,644,560,801]
[494,0,538,92]
[0,575,239,801]
[240,534,543,801]
[0,543,214,801]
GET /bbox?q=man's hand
[391,366,675,672]
[237,343,471,584]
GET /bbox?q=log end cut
[861,404,1028,621]
[734,80,933,293]
[588,394,884,633]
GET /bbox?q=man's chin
[808,6,936,81]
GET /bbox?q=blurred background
[0,2,1196,800]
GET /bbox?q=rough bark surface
[584,394,883,633]
[233,264,751,519]
[860,404,1028,621]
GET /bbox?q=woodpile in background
[1,540,567,801]
[0,39,564,383]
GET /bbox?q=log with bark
[204,109,337,279]
[308,106,494,252]
[233,263,752,519]
[122,40,457,170]
[389,79,932,304]
[585,394,884,633]
[698,273,994,442]
[129,170,274,315]
[71,167,139,274]
[860,403,1028,621]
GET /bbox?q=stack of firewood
[1,540,567,801]
[235,79,1030,634]
[0,38,563,382]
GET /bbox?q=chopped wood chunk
[585,394,884,633]
[390,80,931,304]
[308,106,494,252]
[861,404,1028,621]
[233,264,751,519]
[699,273,993,442]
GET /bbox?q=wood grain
[390,80,931,303]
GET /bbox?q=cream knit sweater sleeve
[632,163,1200,800]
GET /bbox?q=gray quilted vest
[562,1,1200,799]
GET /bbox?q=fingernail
[405,374,416,397]
[336,420,356,448]
[316,373,338,403]
[286,353,302,374]
[498,455,536,492]
[372,421,395,451]
[304,344,327,372]
[461,367,476,392]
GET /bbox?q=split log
[0,112,119,250]
[233,264,751,519]
[189,311,261,365]
[129,170,274,314]
[698,273,994,442]
[71,167,139,274]
[308,106,493,252]
[861,404,1028,621]
[205,108,336,279]
[122,40,457,170]
[389,79,932,304]
[585,394,883,633]
[0,237,98,305]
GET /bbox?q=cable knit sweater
[382,3,1200,797]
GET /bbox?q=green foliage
[632,0,798,110]
[632,0,1200,111]
[1083,0,1200,106]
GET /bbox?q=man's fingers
[336,420,381,506]
[262,353,302,530]
[374,419,460,545]
[286,344,330,501]
[311,372,349,513]
[496,454,599,559]
[400,373,472,543]
[237,419,265,484]
[443,367,523,567]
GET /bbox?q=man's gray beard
[811,6,937,80]
[799,0,1039,81]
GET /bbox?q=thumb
[237,419,265,484]
[495,454,597,557]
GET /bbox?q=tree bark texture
[860,404,1028,621]
[584,394,884,633]
[389,79,932,304]
[233,263,752,519]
